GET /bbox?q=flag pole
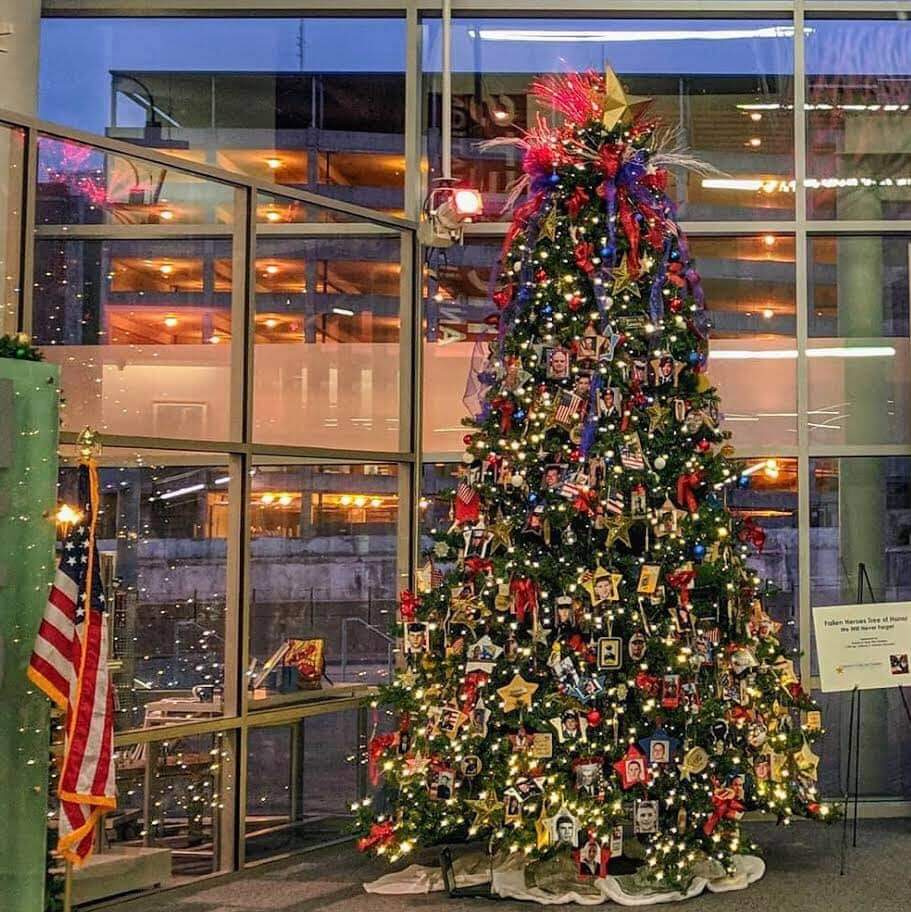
[63,860,73,912]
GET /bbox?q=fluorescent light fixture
[709,347,895,360]
[470,25,799,43]
[215,475,230,485]
[332,306,355,317]
[158,483,205,500]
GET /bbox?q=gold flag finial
[76,426,101,461]
[601,66,652,131]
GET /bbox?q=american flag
[554,391,584,427]
[28,462,115,865]
[605,488,626,514]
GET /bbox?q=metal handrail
[340,616,394,683]
[0,105,417,232]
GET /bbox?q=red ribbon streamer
[666,569,695,606]
[464,556,493,577]
[703,793,746,836]
[738,517,766,553]
[367,733,397,786]
[509,578,539,625]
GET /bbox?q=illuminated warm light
[354,496,367,508]
[750,112,763,122]
[159,263,174,276]
[764,459,780,480]
[340,495,352,506]
[159,483,205,501]
[492,109,509,122]
[264,318,278,329]
[209,335,222,344]
[265,157,283,170]
[55,504,82,526]
[159,208,174,221]
[277,494,293,507]
[453,188,483,216]
[370,498,383,508]
[747,138,762,148]
[333,306,355,317]
[763,234,776,247]
[265,264,279,275]
[260,493,275,505]
[265,209,282,222]
[163,315,179,329]
[711,346,896,360]
[762,309,774,320]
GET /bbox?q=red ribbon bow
[400,589,420,622]
[635,671,661,696]
[464,556,493,577]
[459,669,489,711]
[703,791,746,836]
[357,820,396,852]
[509,577,539,625]
[738,517,766,553]
[675,470,703,513]
[491,396,515,433]
[566,187,590,219]
[492,284,514,310]
[666,569,696,606]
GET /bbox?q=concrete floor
[124,819,909,912]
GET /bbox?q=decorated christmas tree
[358,68,831,894]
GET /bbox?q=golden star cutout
[466,794,503,829]
[397,668,418,690]
[535,806,552,850]
[540,206,558,242]
[646,401,671,433]
[610,254,641,297]
[497,673,539,713]
[604,514,634,548]
[794,742,820,781]
[601,66,653,131]
[489,519,514,553]
[403,751,430,777]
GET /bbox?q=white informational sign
[813,601,911,692]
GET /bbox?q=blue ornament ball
[687,351,700,365]
[548,171,560,185]
[694,543,706,559]
[738,474,750,488]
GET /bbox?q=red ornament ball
[586,709,602,726]
[570,448,582,462]
[669,298,682,314]
[697,439,711,453]
[463,434,474,446]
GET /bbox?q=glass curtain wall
[22,2,911,902]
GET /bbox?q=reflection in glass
[728,457,799,655]
[807,235,911,445]
[252,218,402,451]
[59,451,229,733]
[248,463,399,705]
[39,17,407,214]
[0,125,24,335]
[34,237,233,439]
[806,19,911,220]
[423,18,794,221]
[108,731,232,886]
[422,235,796,454]
[37,136,235,227]
[244,712,361,862]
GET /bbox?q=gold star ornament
[497,673,539,712]
[604,514,634,548]
[610,254,642,297]
[601,66,652,131]
[466,794,503,829]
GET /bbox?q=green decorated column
[0,357,60,910]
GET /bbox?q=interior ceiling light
[265,157,283,170]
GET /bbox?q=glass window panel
[423,17,794,222]
[806,18,911,220]
[248,462,400,707]
[0,125,24,335]
[39,18,406,215]
[807,235,911,446]
[814,690,911,800]
[252,201,403,452]
[244,712,361,862]
[728,457,800,654]
[34,237,233,439]
[101,730,233,897]
[422,234,795,455]
[58,448,229,733]
[37,136,236,227]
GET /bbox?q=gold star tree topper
[601,66,652,131]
